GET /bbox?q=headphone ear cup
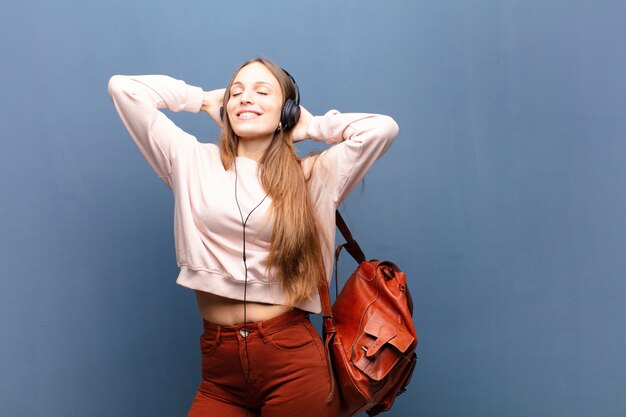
[281,99,301,130]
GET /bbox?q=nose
[239,89,254,104]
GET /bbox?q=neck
[237,135,273,161]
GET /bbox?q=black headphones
[220,68,301,130]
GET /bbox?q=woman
[108,57,398,417]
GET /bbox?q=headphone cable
[234,159,271,415]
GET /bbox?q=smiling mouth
[237,111,261,119]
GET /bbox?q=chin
[233,126,275,139]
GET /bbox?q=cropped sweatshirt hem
[176,266,321,313]
[108,74,398,314]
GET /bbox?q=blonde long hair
[219,58,325,306]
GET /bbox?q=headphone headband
[282,69,300,107]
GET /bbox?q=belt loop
[257,321,268,343]
[215,326,221,345]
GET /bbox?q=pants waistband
[202,308,310,340]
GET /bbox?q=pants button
[239,329,250,338]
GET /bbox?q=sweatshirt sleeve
[306,110,399,205]
[107,75,204,187]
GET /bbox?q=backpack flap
[364,321,414,356]
[352,313,416,381]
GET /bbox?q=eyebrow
[231,81,275,89]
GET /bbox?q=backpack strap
[319,210,367,324]
[335,211,366,264]
[318,210,368,404]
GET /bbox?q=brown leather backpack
[320,211,418,417]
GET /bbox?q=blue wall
[1,1,625,416]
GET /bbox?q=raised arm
[302,110,399,205]
[107,75,204,186]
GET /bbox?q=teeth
[239,112,258,119]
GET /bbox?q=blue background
[1,1,625,416]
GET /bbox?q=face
[226,62,284,142]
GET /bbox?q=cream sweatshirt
[108,74,398,313]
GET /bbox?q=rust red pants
[186,309,340,417]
